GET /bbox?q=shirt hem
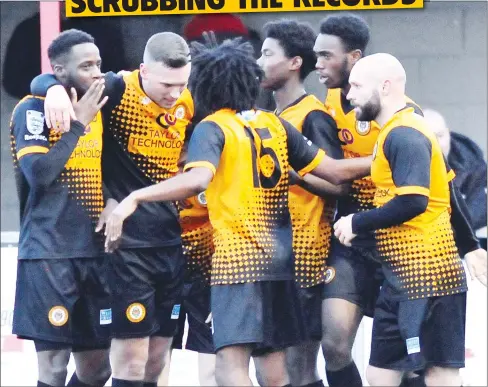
[210,274,294,286]
[118,237,182,249]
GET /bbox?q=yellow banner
[66,0,423,17]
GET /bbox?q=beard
[337,57,351,89]
[65,73,90,98]
[356,91,381,121]
[261,74,287,92]
[327,56,350,89]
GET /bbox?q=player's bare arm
[104,167,213,252]
[30,72,118,132]
[309,154,372,185]
[283,116,372,186]
[298,173,350,197]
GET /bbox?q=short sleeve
[384,126,432,197]
[184,121,225,176]
[302,110,343,159]
[279,118,324,176]
[11,98,50,160]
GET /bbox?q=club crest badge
[126,303,146,323]
[324,267,336,284]
[356,121,371,136]
[48,306,69,326]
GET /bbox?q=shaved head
[424,108,451,156]
[346,53,408,125]
[351,53,406,87]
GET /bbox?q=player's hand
[333,214,356,247]
[72,79,108,127]
[289,169,302,186]
[190,31,226,54]
[45,85,77,133]
[104,194,138,253]
[465,248,487,286]
[95,198,119,233]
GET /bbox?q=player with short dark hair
[313,14,422,387]
[103,38,373,386]
[30,31,194,387]
[11,29,112,387]
[334,52,486,387]
[256,19,347,387]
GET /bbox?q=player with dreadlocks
[103,38,373,386]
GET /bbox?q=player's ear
[139,63,148,79]
[290,56,303,72]
[381,80,391,95]
[52,63,65,78]
[349,49,362,65]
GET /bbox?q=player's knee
[215,351,242,386]
[321,334,351,366]
[110,338,150,379]
[145,337,172,381]
[255,352,289,387]
[144,354,166,381]
[257,370,288,387]
[285,344,318,385]
[366,365,403,387]
[37,349,71,386]
[74,350,112,385]
[424,366,462,386]
[366,365,383,386]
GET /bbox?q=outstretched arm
[104,121,225,251]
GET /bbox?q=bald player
[313,15,424,387]
[334,53,487,387]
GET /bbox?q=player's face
[347,71,381,122]
[314,34,352,89]
[424,112,451,156]
[62,43,102,95]
[257,38,292,91]
[140,62,191,109]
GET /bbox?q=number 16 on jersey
[244,127,283,189]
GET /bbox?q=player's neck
[341,83,351,96]
[376,99,407,128]
[274,78,306,114]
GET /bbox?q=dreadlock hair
[319,13,370,54]
[263,19,317,80]
[189,38,264,120]
[47,29,95,66]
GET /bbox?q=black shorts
[211,280,307,355]
[298,283,324,341]
[172,278,214,354]
[369,283,467,371]
[12,258,112,347]
[109,246,186,339]
[322,239,383,317]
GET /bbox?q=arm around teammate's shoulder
[30,71,123,132]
